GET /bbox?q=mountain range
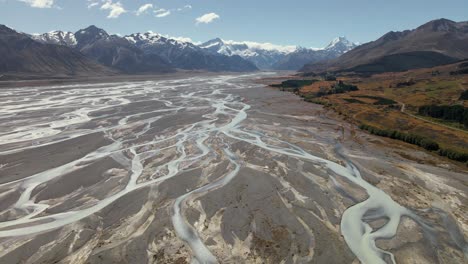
[20,25,357,76]
[301,18,468,74]
[30,25,257,74]
[0,25,113,78]
[2,18,466,79]
[124,32,257,72]
[199,37,357,70]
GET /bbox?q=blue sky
[1,0,467,47]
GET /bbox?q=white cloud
[177,4,192,11]
[195,13,220,25]
[100,1,126,19]
[136,3,153,16]
[154,8,170,18]
[165,35,199,44]
[19,0,54,8]
[223,40,298,53]
[87,0,99,9]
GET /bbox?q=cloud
[87,0,99,9]
[154,8,170,18]
[223,39,298,53]
[19,0,54,8]
[100,1,126,18]
[177,4,192,11]
[136,3,152,16]
[165,35,199,44]
[195,13,220,25]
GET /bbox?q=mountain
[272,37,357,70]
[125,32,258,72]
[31,31,77,47]
[73,26,173,74]
[301,18,468,74]
[322,36,356,55]
[200,38,296,69]
[0,25,113,78]
[200,37,357,70]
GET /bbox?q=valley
[0,73,466,263]
[0,3,467,262]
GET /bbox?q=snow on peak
[31,30,77,47]
[124,31,200,51]
[200,36,357,57]
[324,36,356,52]
[126,31,197,45]
[204,38,297,53]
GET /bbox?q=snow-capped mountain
[200,37,358,70]
[31,30,77,47]
[125,32,257,72]
[72,26,172,73]
[125,32,200,60]
[200,38,296,69]
[322,36,356,54]
[1,25,112,77]
[28,26,257,72]
[26,25,355,73]
[273,38,358,70]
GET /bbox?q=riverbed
[0,73,466,263]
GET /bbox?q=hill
[301,19,468,74]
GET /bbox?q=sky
[0,0,467,48]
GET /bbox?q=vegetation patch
[353,95,397,105]
[450,61,468,75]
[343,98,365,104]
[459,90,468,100]
[300,94,331,105]
[270,79,319,93]
[458,62,468,68]
[315,81,359,97]
[395,79,416,88]
[359,124,468,163]
[418,105,468,128]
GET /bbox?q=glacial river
[0,74,466,263]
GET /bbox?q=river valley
[0,73,466,264]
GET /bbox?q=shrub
[359,124,440,152]
[418,104,468,128]
[459,90,468,100]
[354,95,397,105]
[358,124,468,163]
[324,74,337,81]
[438,148,468,162]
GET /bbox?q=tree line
[418,105,468,128]
[359,124,468,163]
[316,81,358,97]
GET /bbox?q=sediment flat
[0,73,466,264]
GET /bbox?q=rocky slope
[31,26,257,73]
[125,32,258,72]
[72,26,174,74]
[0,25,113,78]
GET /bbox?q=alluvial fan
[0,74,466,264]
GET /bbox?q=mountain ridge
[0,25,115,78]
[301,18,468,74]
[30,25,257,73]
[199,37,357,70]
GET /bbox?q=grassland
[270,61,468,164]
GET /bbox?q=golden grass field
[294,62,468,156]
